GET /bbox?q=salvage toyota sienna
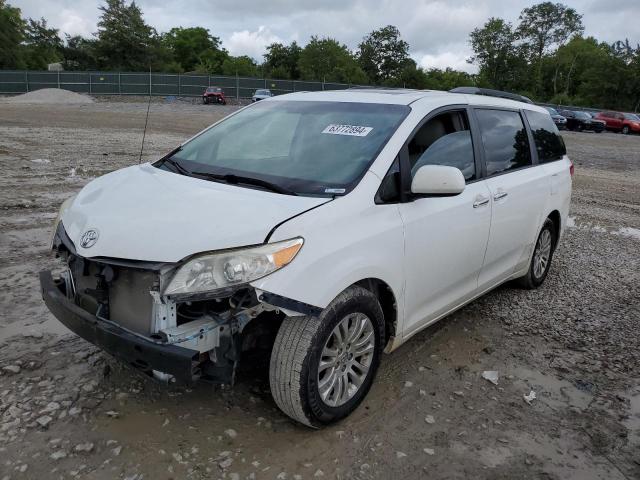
[42,88,572,427]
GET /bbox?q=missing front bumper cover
[39,270,201,384]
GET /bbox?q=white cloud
[418,51,477,74]
[58,8,94,38]
[226,26,283,61]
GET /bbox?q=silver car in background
[252,89,273,102]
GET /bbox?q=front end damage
[41,223,295,384]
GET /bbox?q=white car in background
[252,89,273,102]
[42,88,572,428]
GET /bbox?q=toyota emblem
[80,229,99,248]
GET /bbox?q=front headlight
[50,194,76,249]
[164,237,304,297]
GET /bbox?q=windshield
[207,87,221,93]
[167,100,409,196]
[575,111,590,120]
[256,90,270,95]
[545,107,559,116]
[624,113,640,121]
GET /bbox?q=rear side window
[475,109,532,177]
[524,110,566,163]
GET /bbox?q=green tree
[298,36,368,84]
[222,55,259,77]
[358,25,409,83]
[423,67,476,91]
[94,0,160,70]
[61,34,98,70]
[162,27,227,72]
[0,0,26,69]
[22,18,62,69]
[469,18,525,91]
[263,41,301,79]
[517,2,583,93]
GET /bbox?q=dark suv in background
[594,111,640,134]
[544,107,567,129]
[559,110,605,133]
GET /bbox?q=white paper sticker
[322,124,373,137]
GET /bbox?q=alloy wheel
[533,229,552,279]
[317,313,375,407]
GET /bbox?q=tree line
[0,0,638,110]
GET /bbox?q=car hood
[61,163,328,262]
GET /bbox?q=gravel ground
[0,100,638,480]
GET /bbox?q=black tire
[515,218,557,289]
[202,97,208,104]
[269,286,385,428]
[622,125,630,135]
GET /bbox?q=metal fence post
[322,76,325,91]
[25,71,29,92]
[57,70,60,89]
[149,68,152,95]
[89,72,92,94]
[236,72,239,101]
[178,73,181,96]
[118,72,121,94]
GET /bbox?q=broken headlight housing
[164,238,303,297]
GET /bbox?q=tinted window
[524,110,566,163]
[545,107,559,116]
[408,110,475,182]
[476,109,531,177]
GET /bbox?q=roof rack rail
[449,86,533,104]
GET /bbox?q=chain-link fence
[0,70,366,99]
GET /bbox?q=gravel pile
[3,88,94,104]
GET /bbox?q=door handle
[493,191,508,201]
[473,197,490,208]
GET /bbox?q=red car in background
[202,87,226,105]
[594,111,640,134]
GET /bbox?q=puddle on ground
[512,366,593,410]
[567,216,640,240]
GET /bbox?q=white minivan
[42,88,572,427]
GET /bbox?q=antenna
[138,66,152,163]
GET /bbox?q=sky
[11,0,640,73]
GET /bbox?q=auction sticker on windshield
[322,124,373,136]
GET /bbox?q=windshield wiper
[162,156,191,176]
[191,171,298,196]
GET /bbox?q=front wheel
[515,218,557,289]
[269,286,384,427]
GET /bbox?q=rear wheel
[515,218,556,289]
[622,125,630,134]
[269,286,384,427]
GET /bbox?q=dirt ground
[0,99,639,480]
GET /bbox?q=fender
[251,172,406,330]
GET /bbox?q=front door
[400,108,492,337]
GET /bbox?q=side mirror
[410,165,465,196]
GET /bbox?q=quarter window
[524,110,566,163]
[407,110,476,182]
[476,109,532,177]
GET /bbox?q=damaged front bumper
[40,270,202,383]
